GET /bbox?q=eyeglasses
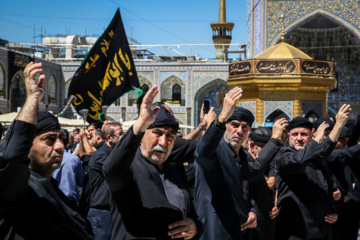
[112,132,124,138]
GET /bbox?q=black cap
[148,106,179,132]
[36,112,61,134]
[339,126,351,138]
[312,117,334,130]
[288,117,313,131]
[249,127,272,143]
[228,107,255,126]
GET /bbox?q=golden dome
[254,42,312,60]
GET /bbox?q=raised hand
[204,107,217,128]
[23,62,45,103]
[218,87,243,123]
[272,118,288,145]
[314,122,330,144]
[133,86,160,134]
[335,104,351,128]
[16,62,46,124]
[329,104,351,142]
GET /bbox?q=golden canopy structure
[228,41,337,126]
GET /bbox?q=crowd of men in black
[0,62,359,240]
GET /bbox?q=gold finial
[277,10,285,42]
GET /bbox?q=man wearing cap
[0,62,93,239]
[327,126,360,239]
[247,120,288,240]
[103,86,203,240]
[275,104,351,240]
[194,87,257,240]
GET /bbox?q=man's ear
[311,128,316,138]
[249,141,255,150]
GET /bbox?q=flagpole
[58,95,76,116]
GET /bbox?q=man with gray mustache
[103,86,203,240]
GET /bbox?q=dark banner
[68,8,140,123]
[256,60,296,74]
[302,61,331,75]
[7,51,34,99]
[229,61,251,77]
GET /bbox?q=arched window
[126,84,149,106]
[48,75,57,105]
[160,76,185,106]
[172,84,181,103]
[0,64,5,99]
[265,109,290,125]
[126,76,152,106]
[10,73,26,112]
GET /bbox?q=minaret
[211,0,234,59]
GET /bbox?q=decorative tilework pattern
[266,0,360,48]
[255,0,263,56]
[138,71,154,81]
[247,0,253,58]
[264,101,293,119]
[192,71,228,94]
[160,71,186,84]
[302,101,322,117]
[239,101,256,117]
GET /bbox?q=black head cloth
[312,117,334,130]
[288,117,313,131]
[249,127,272,143]
[36,112,61,134]
[227,107,255,126]
[339,126,352,138]
[148,105,179,132]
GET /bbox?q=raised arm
[103,86,160,192]
[0,62,44,212]
[248,118,288,177]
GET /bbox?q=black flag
[68,8,139,123]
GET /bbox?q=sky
[0,0,248,59]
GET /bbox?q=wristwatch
[198,124,205,132]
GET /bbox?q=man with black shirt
[87,123,123,240]
[0,62,93,240]
[275,105,350,240]
[195,87,257,240]
[103,86,203,240]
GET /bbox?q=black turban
[288,117,313,131]
[148,106,179,132]
[36,112,61,134]
[228,107,255,126]
[339,126,352,138]
[312,117,334,130]
[249,127,272,143]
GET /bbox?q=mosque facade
[247,0,360,116]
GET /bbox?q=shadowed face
[140,126,176,168]
[289,127,312,150]
[335,137,349,149]
[28,129,64,178]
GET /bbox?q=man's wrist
[214,119,226,129]
[198,124,205,132]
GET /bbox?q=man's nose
[54,138,64,151]
[158,134,167,147]
[236,126,245,134]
